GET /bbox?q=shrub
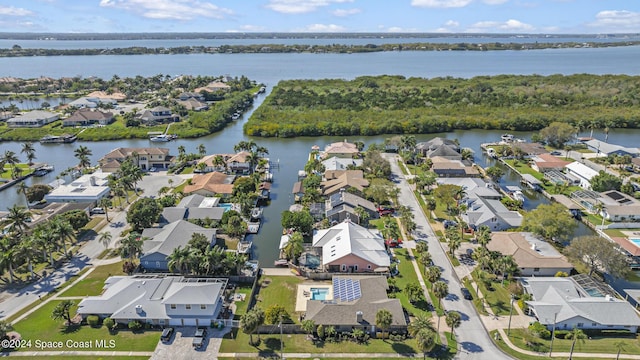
[86,315,100,327]
[507,282,523,297]
[264,304,290,325]
[554,330,569,339]
[103,317,116,330]
[528,321,551,339]
[128,320,143,331]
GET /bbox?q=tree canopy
[566,235,629,278]
[540,121,575,148]
[127,197,161,232]
[590,171,622,192]
[521,203,576,242]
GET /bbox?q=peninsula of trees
[2,40,639,57]
[244,74,640,137]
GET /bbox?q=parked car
[195,327,207,338]
[378,207,395,216]
[192,327,207,349]
[160,327,174,343]
[90,207,105,215]
[443,220,457,229]
[461,287,473,300]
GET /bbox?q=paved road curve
[384,153,513,360]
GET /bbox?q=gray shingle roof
[141,220,216,258]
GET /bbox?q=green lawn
[472,271,513,316]
[393,249,432,317]
[12,357,150,360]
[255,276,303,323]
[490,330,565,360]
[220,330,420,354]
[1,164,33,179]
[233,283,254,319]
[59,261,124,297]
[505,328,640,355]
[12,300,160,352]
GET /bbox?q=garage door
[196,319,211,327]
[168,319,182,326]
[183,318,197,327]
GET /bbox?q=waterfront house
[311,220,390,273]
[596,190,640,222]
[140,220,216,271]
[183,172,235,197]
[44,173,110,203]
[585,139,640,158]
[77,275,227,327]
[523,277,640,332]
[564,162,599,189]
[160,194,225,224]
[415,137,460,160]
[430,156,480,177]
[305,276,406,333]
[138,106,180,125]
[178,98,209,111]
[63,108,114,127]
[99,147,174,172]
[531,153,571,173]
[462,195,523,231]
[194,81,231,93]
[487,232,573,276]
[85,90,126,101]
[68,96,117,109]
[321,170,369,197]
[322,141,360,159]
[7,110,59,128]
[226,151,252,174]
[325,190,379,225]
[322,156,363,171]
[178,92,205,101]
[510,142,547,157]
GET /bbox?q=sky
[0,0,639,34]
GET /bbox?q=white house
[564,162,599,189]
[7,110,59,128]
[77,275,227,327]
[585,139,640,158]
[44,173,110,203]
[523,277,640,332]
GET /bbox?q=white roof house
[585,139,640,157]
[44,173,110,203]
[7,110,59,128]
[77,275,227,327]
[312,220,390,273]
[564,162,599,189]
[322,156,363,171]
[523,277,640,332]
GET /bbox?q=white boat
[149,134,176,142]
[486,148,497,158]
[505,185,525,202]
[501,134,515,142]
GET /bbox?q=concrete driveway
[138,172,188,198]
[151,327,231,360]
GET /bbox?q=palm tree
[197,144,206,157]
[177,145,186,161]
[212,155,226,172]
[119,232,143,261]
[201,245,225,275]
[445,310,462,336]
[16,181,29,207]
[407,313,435,338]
[98,231,113,249]
[241,307,264,346]
[21,142,36,166]
[353,206,370,226]
[98,197,112,222]
[74,145,92,168]
[4,204,31,235]
[18,235,36,279]
[1,150,20,179]
[415,328,436,360]
[418,251,432,273]
[446,229,461,257]
[50,217,74,258]
[375,309,393,340]
[614,340,627,360]
[433,280,449,309]
[283,232,304,264]
[476,225,492,248]
[425,266,441,284]
[167,246,198,274]
[0,237,17,284]
[416,241,429,254]
[567,327,587,360]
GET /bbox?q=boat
[501,134,515,142]
[250,207,263,221]
[505,185,525,202]
[33,165,54,177]
[486,148,497,158]
[274,259,288,267]
[149,134,176,142]
[40,134,77,144]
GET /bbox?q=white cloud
[0,6,34,16]
[467,19,534,32]
[411,0,473,8]
[300,23,346,32]
[99,0,233,20]
[444,20,459,27]
[266,0,353,14]
[331,8,361,17]
[482,0,508,4]
[239,24,266,31]
[588,10,640,32]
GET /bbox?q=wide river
[2,39,640,265]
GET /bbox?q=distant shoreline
[2,40,640,57]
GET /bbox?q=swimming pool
[219,203,233,212]
[631,238,640,247]
[310,288,329,301]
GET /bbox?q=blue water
[310,288,329,301]
[631,239,640,247]
[219,203,232,212]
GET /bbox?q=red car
[385,238,403,248]
[378,207,395,216]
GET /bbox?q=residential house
[226,151,252,174]
[430,156,480,177]
[321,170,369,197]
[178,92,205,101]
[7,110,59,128]
[487,232,573,276]
[138,106,180,124]
[322,141,359,159]
[462,196,523,231]
[415,137,460,160]
[511,142,548,157]
[531,153,571,173]
[523,277,640,332]
[178,98,209,111]
[194,81,231,93]
[197,154,228,173]
[305,276,407,333]
[311,220,390,273]
[77,275,227,327]
[182,172,235,197]
[68,96,117,109]
[85,90,127,101]
[322,156,363,171]
[63,108,114,127]
[564,162,599,189]
[44,173,110,203]
[326,190,379,225]
[585,139,640,158]
[160,194,225,224]
[140,220,216,271]
[598,190,640,222]
[99,147,174,172]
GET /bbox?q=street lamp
[279,318,284,360]
[507,294,515,336]
[549,312,558,357]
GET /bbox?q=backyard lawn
[393,249,432,317]
[232,283,254,319]
[472,270,513,316]
[59,261,124,297]
[12,300,160,352]
[505,328,640,355]
[255,276,303,323]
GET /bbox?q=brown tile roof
[102,147,170,160]
[321,170,369,195]
[487,232,573,269]
[226,151,250,164]
[65,108,113,122]
[183,172,234,195]
[324,141,359,155]
[86,90,126,101]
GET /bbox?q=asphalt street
[385,153,513,360]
